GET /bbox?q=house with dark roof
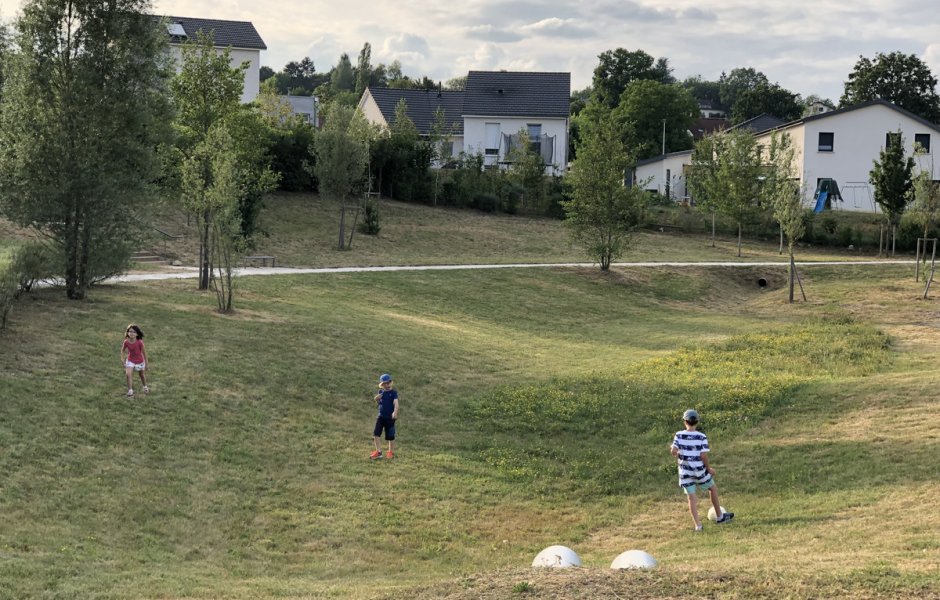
[160,16,267,104]
[752,99,940,211]
[636,100,940,213]
[358,70,570,175]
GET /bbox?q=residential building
[281,95,320,127]
[636,100,940,212]
[161,16,267,104]
[358,70,570,175]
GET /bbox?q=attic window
[167,23,187,37]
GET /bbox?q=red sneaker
[385,451,394,459]
[369,450,382,460]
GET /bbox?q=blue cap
[683,409,699,422]
[379,373,392,383]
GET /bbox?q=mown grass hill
[0,194,937,599]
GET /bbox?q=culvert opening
[757,277,768,288]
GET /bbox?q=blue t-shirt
[377,389,398,418]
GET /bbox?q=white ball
[532,545,581,568]
[707,506,727,521]
[610,549,658,570]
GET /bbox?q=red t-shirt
[123,339,145,364]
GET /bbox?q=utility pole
[661,119,666,155]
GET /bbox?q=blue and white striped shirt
[672,430,713,488]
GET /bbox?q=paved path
[110,260,916,283]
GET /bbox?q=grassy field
[0,198,938,598]
[126,192,886,268]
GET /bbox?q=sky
[2,0,940,103]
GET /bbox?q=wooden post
[788,254,795,303]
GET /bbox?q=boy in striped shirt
[670,409,734,531]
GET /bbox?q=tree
[170,32,246,290]
[613,80,697,160]
[312,103,371,250]
[563,107,647,270]
[730,83,803,123]
[591,48,673,109]
[718,68,769,113]
[911,164,940,279]
[180,125,242,312]
[445,76,467,91]
[841,51,940,122]
[331,53,355,92]
[687,129,763,256]
[0,0,171,300]
[870,130,915,256]
[506,129,547,212]
[763,132,806,302]
[354,42,372,97]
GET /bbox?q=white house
[281,95,320,127]
[636,100,940,212]
[358,71,570,175]
[162,16,267,104]
[752,100,940,212]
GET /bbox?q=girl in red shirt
[121,324,149,397]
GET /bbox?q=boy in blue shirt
[670,409,734,531]
[370,373,399,459]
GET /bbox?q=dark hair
[125,324,144,340]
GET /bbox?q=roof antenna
[437,81,442,98]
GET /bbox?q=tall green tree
[312,103,371,249]
[180,125,242,313]
[613,79,697,160]
[0,0,171,300]
[870,130,915,256]
[687,129,763,256]
[331,52,355,92]
[730,83,803,123]
[354,42,372,97]
[170,31,246,289]
[563,107,647,270]
[591,48,673,109]
[841,51,940,122]
[718,67,768,113]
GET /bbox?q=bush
[360,197,381,235]
[0,258,16,330]
[12,240,58,292]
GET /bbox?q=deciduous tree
[591,48,673,109]
[613,79,697,160]
[563,107,647,270]
[312,103,371,249]
[763,132,805,301]
[870,130,915,256]
[0,0,171,299]
[841,51,940,122]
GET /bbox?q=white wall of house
[463,116,568,175]
[757,104,940,212]
[167,45,261,104]
[635,151,693,201]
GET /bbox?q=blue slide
[814,190,828,213]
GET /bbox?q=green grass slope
[1,260,938,599]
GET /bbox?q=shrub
[12,240,58,292]
[360,197,381,235]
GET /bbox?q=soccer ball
[531,545,581,568]
[610,550,657,570]
[707,506,727,521]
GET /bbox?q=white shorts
[125,360,146,371]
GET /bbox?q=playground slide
[814,190,828,213]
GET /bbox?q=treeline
[259,42,464,107]
[570,48,940,162]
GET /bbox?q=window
[915,133,931,153]
[885,132,902,149]
[818,132,834,152]
[527,123,542,155]
[484,123,500,167]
